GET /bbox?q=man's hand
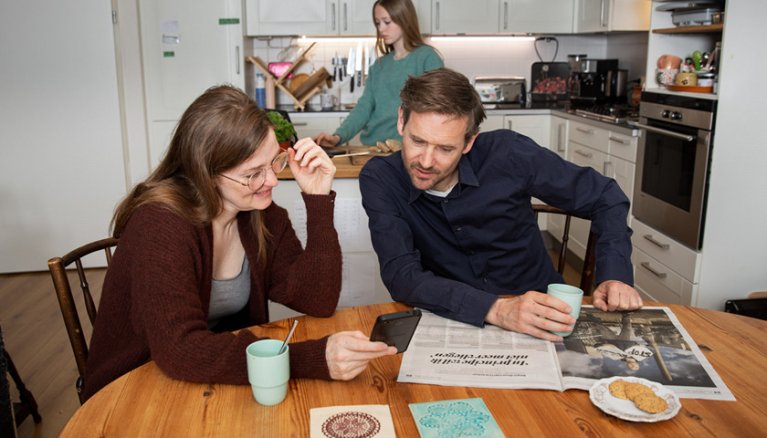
[485,291,576,342]
[592,280,643,311]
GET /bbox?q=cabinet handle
[235,45,240,75]
[643,234,670,250]
[343,2,348,32]
[506,119,513,131]
[640,262,668,279]
[503,2,509,30]
[602,161,612,175]
[557,124,566,152]
[292,122,308,127]
[576,127,594,134]
[608,136,626,144]
[575,149,592,158]
[331,3,336,31]
[634,122,695,142]
[600,0,607,28]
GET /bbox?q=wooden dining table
[61,301,767,437]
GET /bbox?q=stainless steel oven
[632,92,717,250]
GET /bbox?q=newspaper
[398,306,734,400]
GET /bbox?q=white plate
[589,376,681,423]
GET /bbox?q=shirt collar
[406,153,480,203]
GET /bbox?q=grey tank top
[208,256,250,329]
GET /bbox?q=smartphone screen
[369,309,422,353]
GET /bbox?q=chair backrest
[47,237,118,404]
[532,204,597,295]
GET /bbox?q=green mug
[547,283,584,337]
[246,339,290,406]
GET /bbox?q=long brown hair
[112,85,273,261]
[400,68,486,142]
[373,0,427,56]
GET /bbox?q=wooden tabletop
[61,302,767,437]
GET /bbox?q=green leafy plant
[266,111,296,144]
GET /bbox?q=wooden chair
[47,237,118,404]
[1,325,42,430]
[532,204,597,295]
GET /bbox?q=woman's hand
[314,132,341,148]
[325,331,397,380]
[288,137,336,195]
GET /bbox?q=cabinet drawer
[608,156,634,204]
[631,219,700,282]
[569,120,609,153]
[290,115,337,139]
[632,247,694,305]
[607,131,638,162]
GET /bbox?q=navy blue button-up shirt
[359,129,633,327]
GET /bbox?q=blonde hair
[112,85,273,262]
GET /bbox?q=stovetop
[570,104,639,125]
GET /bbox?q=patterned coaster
[408,398,504,438]
[310,404,396,438]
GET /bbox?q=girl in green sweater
[315,0,443,147]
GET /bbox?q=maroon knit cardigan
[83,193,341,400]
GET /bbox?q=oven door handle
[633,122,695,142]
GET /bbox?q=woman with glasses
[83,85,396,401]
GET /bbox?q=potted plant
[266,110,297,150]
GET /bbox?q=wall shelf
[652,23,723,34]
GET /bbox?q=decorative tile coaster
[408,398,504,438]
[310,404,396,438]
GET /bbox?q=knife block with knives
[246,42,331,111]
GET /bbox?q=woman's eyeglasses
[220,151,289,190]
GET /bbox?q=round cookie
[609,380,629,400]
[633,392,668,414]
[624,382,654,401]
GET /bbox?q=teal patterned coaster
[408,398,505,437]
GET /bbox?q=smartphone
[369,309,422,353]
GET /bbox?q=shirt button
[483,277,488,284]
[442,199,448,204]
[455,226,462,232]
[468,250,475,255]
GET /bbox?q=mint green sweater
[335,45,443,145]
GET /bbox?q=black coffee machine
[569,58,618,107]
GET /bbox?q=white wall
[0,1,127,272]
[695,1,767,308]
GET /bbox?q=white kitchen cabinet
[482,114,550,149]
[501,0,573,33]
[141,0,244,168]
[246,0,430,36]
[547,115,569,239]
[432,0,500,34]
[245,0,334,36]
[610,0,651,31]
[564,119,638,259]
[574,0,650,33]
[574,0,610,32]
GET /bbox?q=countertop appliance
[474,76,526,109]
[632,91,717,250]
[569,59,618,106]
[571,103,638,125]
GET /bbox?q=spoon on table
[278,320,299,354]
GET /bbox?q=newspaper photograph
[398,307,734,400]
[557,307,734,400]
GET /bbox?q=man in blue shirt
[359,68,642,342]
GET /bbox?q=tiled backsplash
[245,33,647,111]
